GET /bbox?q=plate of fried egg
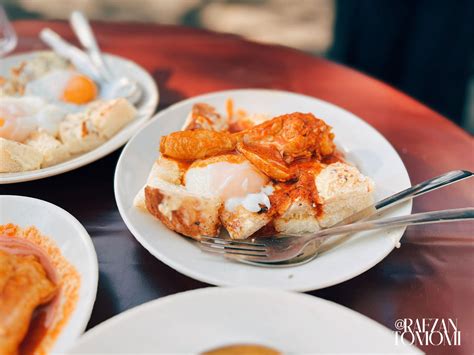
[115,89,411,291]
[0,50,158,183]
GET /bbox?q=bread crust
[25,132,70,168]
[220,206,271,240]
[316,162,375,228]
[144,182,222,240]
[87,98,136,139]
[0,138,43,173]
[59,113,105,154]
[182,103,228,131]
[59,98,136,154]
[274,197,320,235]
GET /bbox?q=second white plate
[68,287,420,354]
[115,89,411,291]
[0,51,158,184]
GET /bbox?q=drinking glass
[0,6,17,57]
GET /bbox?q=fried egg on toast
[135,102,375,240]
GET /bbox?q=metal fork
[199,208,474,263]
[246,169,473,267]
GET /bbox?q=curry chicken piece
[238,112,335,163]
[159,112,335,181]
[160,130,236,160]
[0,250,57,355]
[236,142,291,181]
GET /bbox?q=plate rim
[0,50,159,184]
[67,286,421,354]
[0,194,99,351]
[114,88,412,291]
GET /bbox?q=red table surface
[2,21,474,354]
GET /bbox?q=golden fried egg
[25,69,98,110]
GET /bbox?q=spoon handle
[255,170,473,266]
[376,170,473,210]
[70,11,113,80]
[338,170,473,225]
[315,208,474,240]
[40,28,101,81]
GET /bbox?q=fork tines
[199,237,268,257]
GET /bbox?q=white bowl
[0,195,98,353]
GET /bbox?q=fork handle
[313,208,474,241]
[337,170,473,226]
[375,170,472,210]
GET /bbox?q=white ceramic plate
[115,89,411,291]
[0,51,158,184]
[0,195,98,353]
[68,287,421,354]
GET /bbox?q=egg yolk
[62,75,98,104]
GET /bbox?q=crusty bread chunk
[144,178,222,240]
[220,205,272,240]
[182,103,228,131]
[87,98,136,139]
[316,162,375,228]
[59,98,136,154]
[59,113,106,154]
[134,156,187,210]
[137,160,374,239]
[152,156,186,185]
[273,162,374,235]
[0,138,43,173]
[135,161,162,211]
[274,197,320,235]
[25,131,70,167]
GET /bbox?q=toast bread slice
[59,98,136,154]
[220,205,272,240]
[144,178,222,240]
[0,138,43,173]
[316,162,375,228]
[25,131,70,168]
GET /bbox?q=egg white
[0,96,66,141]
[24,69,100,113]
[185,159,274,212]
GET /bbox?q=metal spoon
[40,27,141,105]
[69,11,142,104]
[40,28,101,81]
